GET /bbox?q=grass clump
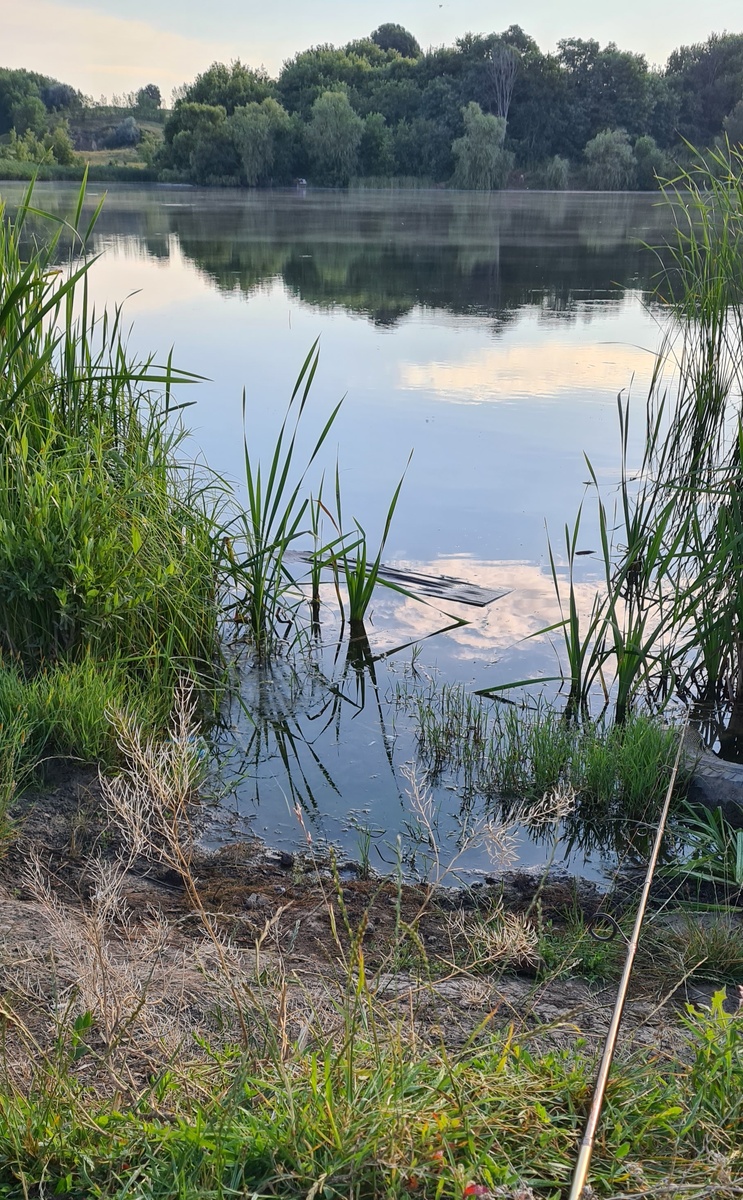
[409,684,682,815]
[0,178,228,795]
[0,181,224,688]
[0,418,220,680]
[0,656,161,766]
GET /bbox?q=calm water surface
[3,183,680,878]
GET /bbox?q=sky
[4,0,743,99]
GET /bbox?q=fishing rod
[568,719,688,1200]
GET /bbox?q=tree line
[4,22,743,186]
[153,24,743,188]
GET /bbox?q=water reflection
[213,559,636,879]
[0,181,680,875]
[3,184,676,329]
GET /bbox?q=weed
[329,451,412,633]
[406,683,682,824]
[672,802,743,893]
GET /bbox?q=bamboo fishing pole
[568,720,687,1200]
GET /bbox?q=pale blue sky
[5,0,743,98]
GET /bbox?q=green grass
[0,993,740,1198]
[0,656,165,840]
[0,656,161,766]
[0,177,228,763]
[408,685,683,813]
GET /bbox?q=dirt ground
[0,762,740,1062]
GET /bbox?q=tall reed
[500,145,743,735]
[0,178,227,720]
[229,341,343,654]
[329,452,412,634]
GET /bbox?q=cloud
[319,555,603,663]
[399,339,655,404]
[2,0,233,97]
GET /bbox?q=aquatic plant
[329,452,412,633]
[493,144,743,736]
[402,681,684,856]
[673,801,743,892]
[229,341,343,653]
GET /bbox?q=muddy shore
[1,763,740,1067]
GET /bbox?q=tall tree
[228,98,291,185]
[305,90,363,184]
[452,101,512,188]
[486,42,518,119]
[370,24,421,58]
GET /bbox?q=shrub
[104,115,140,148]
[544,154,569,189]
[584,127,636,190]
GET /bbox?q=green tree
[0,67,56,134]
[544,154,569,189]
[189,125,242,184]
[392,117,453,178]
[4,128,47,162]
[184,62,273,114]
[47,122,76,165]
[161,102,226,171]
[584,128,636,189]
[10,94,46,135]
[305,90,363,184]
[136,83,161,111]
[451,101,513,189]
[358,111,395,175]
[228,98,291,185]
[370,24,421,58]
[724,100,743,147]
[278,47,371,118]
[667,33,743,145]
[633,134,670,189]
[41,82,80,111]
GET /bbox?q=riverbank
[1,755,741,1198]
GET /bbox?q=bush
[584,127,636,190]
[104,115,140,148]
[544,154,569,189]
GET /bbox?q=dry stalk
[102,681,252,1046]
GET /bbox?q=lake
[1,182,680,879]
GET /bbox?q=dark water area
[1,182,682,880]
